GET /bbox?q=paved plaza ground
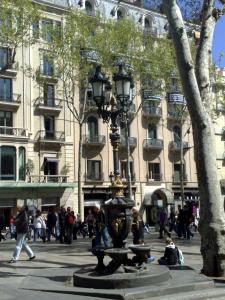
[0,231,224,300]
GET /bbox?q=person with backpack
[65,207,75,244]
[9,206,35,263]
[158,237,179,265]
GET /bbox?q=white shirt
[34,216,46,229]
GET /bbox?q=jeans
[34,228,45,242]
[12,233,34,261]
[47,227,55,241]
[95,227,110,248]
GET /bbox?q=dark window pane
[0,146,16,180]
[42,19,53,42]
[87,160,101,180]
[0,110,12,127]
[32,21,39,39]
[44,84,55,106]
[149,163,160,181]
[148,124,157,139]
[19,147,26,180]
[0,78,12,101]
[43,55,54,76]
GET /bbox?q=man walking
[9,206,35,263]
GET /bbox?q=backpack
[176,247,184,265]
[67,214,74,225]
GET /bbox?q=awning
[84,200,103,207]
[0,182,77,189]
[141,187,174,212]
[44,157,59,163]
[154,188,174,205]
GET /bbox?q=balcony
[0,61,19,76]
[29,175,69,183]
[147,173,163,182]
[84,172,104,183]
[0,94,21,111]
[120,136,137,149]
[142,105,162,119]
[35,97,62,116]
[169,141,189,152]
[82,135,106,147]
[39,65,58,82]
[142,89,161,101]
[167,92,185,104]
[167,110,183,120]
[143,138,163,150]
[172,173,188,183]
[37,130,65,145]
[0,126,28,140]
[80,48,99,63]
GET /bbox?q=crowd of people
[0,202,198,265]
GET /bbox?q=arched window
[19,147,26,181]
[148,123,157,139]
[87,116,98,140]
[144,18,150,29]
[173,125,181,143]
[0,146,16,180]
[117,9,124,20]
[85,1,93,14]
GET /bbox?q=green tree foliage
[0,0,41,73]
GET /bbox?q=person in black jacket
[158,237,178,265]
[9,206,35,263]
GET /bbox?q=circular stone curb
[73,265,171,289]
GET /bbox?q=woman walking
[9,206,35,263]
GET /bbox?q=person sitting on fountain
[158,237,178,265]
[92,203,111,249]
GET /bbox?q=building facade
[0,0,200,224]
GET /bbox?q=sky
[213,15,225,68]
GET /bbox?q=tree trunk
[78,122,84,221]
[163,0,225,276]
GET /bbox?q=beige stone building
[0,0,200,224]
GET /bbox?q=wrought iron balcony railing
[169,141,189,151]
[35,97,63,109]
[29,175,69,183]
[0,126,28,137]
[143,138,164,150]
[142,105,162,117]
[38,130,65,142]
[0,61,19,74]
[82,135,106,146]
[167,92,186,104]
[120,136,137,148]
[0,93,21,103]
[142,89,161,101]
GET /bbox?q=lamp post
[89,62,135,250]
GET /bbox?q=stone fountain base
[73,265,170,289]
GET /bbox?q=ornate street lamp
[89,62,135,273]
